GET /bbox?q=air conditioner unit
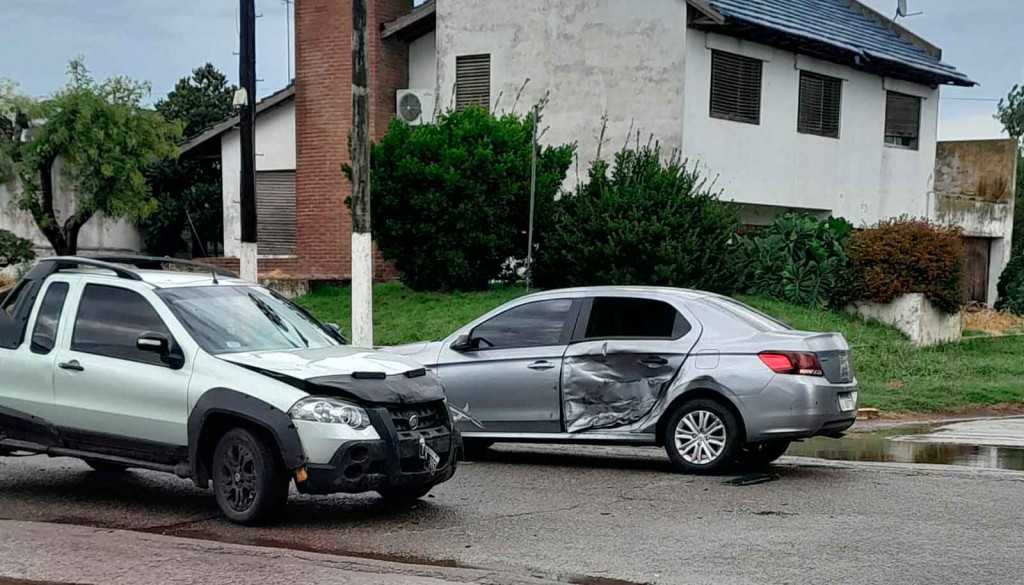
[396,89,435,126]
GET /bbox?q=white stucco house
[185,0,1016,305]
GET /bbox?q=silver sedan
[388,287,858,472]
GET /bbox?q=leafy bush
[737,213,854,309]
[847,218,965,314]
[532,145,740,293]
[358,106,573,291]
[0,229,35,267]
[995,252,1024,315]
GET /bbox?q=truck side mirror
[451,334,474,352]
[137,331,185,369]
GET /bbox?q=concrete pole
[350,0,373,347]
[239,0,258,283]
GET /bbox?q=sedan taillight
[758,351,824,376]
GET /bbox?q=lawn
[295,284,1024,413]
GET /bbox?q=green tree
[355,106,574,291]
[996,84,1024,255]
[0,58,180,255]
[143,64,235,257]
[532,144,740,293]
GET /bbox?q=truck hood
[220,346,445,405]
[384,340,444,366]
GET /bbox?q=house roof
[699,0,974,87]
[178,84,295,157]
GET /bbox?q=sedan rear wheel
[664,398,740,473]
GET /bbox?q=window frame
[30,281,70,355]
[797,70,843,139]
[572,297,691,342]
[709,50,764,125]
[883,91,922,151]
[464,298,581,352]
[70,283,178,368]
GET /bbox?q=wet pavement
[789,417,1024,471]
[2,441,1024,584]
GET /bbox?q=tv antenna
[894,0,923,20]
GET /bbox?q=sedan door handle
[527,360,556,371]
[58,360,84,372]
[640,356,668,366]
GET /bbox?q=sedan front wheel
[664,398,740,474]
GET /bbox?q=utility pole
[239,0,258,282]
[525,105,538,289]
[350,0,373,347]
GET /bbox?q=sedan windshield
[157,285,342,355]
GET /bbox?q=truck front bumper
[295,403,461,496]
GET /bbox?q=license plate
[838,392,858,412]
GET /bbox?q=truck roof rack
[86,255,239,278]
[35,257,145,281]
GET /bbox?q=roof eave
[178,85,295,156]
[381,0,436,41]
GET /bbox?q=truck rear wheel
[212,428,290,525]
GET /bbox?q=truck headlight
[289,397,370,429]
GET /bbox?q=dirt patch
[850,404,1024,432]
[963,309,1024,336]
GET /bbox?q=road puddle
[787,423,1024,471]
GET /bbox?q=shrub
[847,218,964,314]
[532,144,740,293]
[0,229,35,267]
[737,213,854,309]
[995,252,1024,315]
[356,106,573,291]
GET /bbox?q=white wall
[435,0,688,178]
[408,30,437,93]
[221,99,296,257]
[682,30,940,227]
[0,159,143,255]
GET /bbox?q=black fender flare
[187,388,306,488]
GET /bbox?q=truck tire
[664,398,741,474]
[212,427,290,525]
[462,439,494,460]
[377,484,433,504]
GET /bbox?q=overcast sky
[0,0,1020,139]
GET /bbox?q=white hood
[220,346,426,381]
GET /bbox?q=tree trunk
[31,158,90,257]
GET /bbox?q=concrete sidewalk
[892,417,1024,448]
[0,520,556,585]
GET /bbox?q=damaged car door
[562,296,699,433]
[437,298,579,433]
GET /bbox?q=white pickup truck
[0,256,459,524]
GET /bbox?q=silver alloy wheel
[674,410,727,465]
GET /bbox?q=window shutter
[798,71,842,138]
[884,92,921,149]
[455,54,491,111]
[256,171,297,256]
[709,51,763,125]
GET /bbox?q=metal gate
[255,171,297,256]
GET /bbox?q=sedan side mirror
[450,334,475,352]
[137,331,185,370]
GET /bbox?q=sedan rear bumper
[738,377,858,443]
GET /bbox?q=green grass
[295,284,1024,413]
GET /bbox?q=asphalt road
[1,444,1023,585]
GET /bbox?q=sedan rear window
[584,297,687,339]
[702,297,791,332]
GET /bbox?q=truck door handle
[58,360,84,372]
[640,356,668,366]
[527,360,556,371]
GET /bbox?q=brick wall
[292,0,409,282]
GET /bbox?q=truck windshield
[157,286,342,355]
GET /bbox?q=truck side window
[30,282,70,355]
[1,280,29,316]
[72,284,173,366]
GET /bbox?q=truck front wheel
[212,428,290,525]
